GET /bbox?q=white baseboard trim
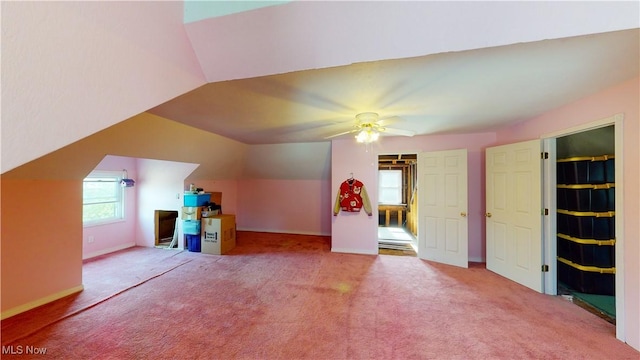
[236,228,331,237]
[83,242,136,260]
[469,257,485,263]
[1,285,84,320]
[331,247,378,255]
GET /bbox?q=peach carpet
[2,232,638,359]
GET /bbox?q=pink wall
[82,156,138,259]
[1,180,83,315]
[186,1,639,82]
[496,77,639,350]
[0,113,248,318]
[2,1,205,173]
[331,132,497,257]
[330,142,380,254]
[237,179,332,236]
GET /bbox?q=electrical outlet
[176,193,180,199]
[88,236,95,243]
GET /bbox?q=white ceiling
[148,28,639,145]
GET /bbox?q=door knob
[460,212,467,217]
[485,213,492,218]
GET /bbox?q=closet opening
[555,125,615,324]
[377,153,418,256]
[155,210,178,248]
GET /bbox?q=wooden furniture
[378,204,407,227]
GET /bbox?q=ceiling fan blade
[324,129,357,139]
[377,116,402,126]
[383,127,416,137]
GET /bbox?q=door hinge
[543,208,549,216]
[541,264,549,272]
[541,152,549,159]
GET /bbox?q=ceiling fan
[325,112,415,143]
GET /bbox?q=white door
[418,149,468,268]
[486,140,543,292]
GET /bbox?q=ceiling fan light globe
[355,128,379,143]
[356,130,368,143]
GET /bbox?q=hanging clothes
[333,177,372,216]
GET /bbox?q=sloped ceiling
[150,2,640,146]
[149,29,639,145]
[3,2,638,181]
[2,113,247,180]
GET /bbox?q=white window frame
[83,170,125,227]
[378,169,403,205]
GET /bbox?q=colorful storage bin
[184,193,211,207]
[186,234,201,252]
[183,220,201,235]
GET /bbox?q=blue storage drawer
[184,193,211,207]
[183,220,201,235]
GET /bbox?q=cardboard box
[201,214,236,255]
[181,206,203,220]
[209,192,222,206]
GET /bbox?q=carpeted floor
[2,231,638,359]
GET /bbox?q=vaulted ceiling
[3,1,638,177]
[148,2,639,145]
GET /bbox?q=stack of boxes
[181,191,236,255]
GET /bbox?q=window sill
[83,218,126,228]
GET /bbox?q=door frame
[377,152,419,249]
[541,113,625,342]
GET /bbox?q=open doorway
[555,125,616,324]
[155,210,178,248]
[378,154,418,256]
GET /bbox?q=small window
[83,171,124,226]
[379,170,402,204]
